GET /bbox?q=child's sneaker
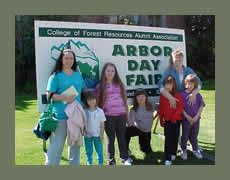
[164,160,172,166]
[128,157,133,163]
[181,151,187,160]
[192,150,203,159]
[122,158,132,165]
[108,159,116,165]
[171,155,176,161]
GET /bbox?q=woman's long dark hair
[50,49,77,75]
[132,88,153,112]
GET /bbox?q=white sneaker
[164,160,172,166]
[192,151,203,159]
[128,157,133,163]
[123,158,132,165]
[171,155,176,161]
[181,151,187,160]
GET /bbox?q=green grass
[15,81,215,165]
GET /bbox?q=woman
[158,49,202,109]
[45,48,87,165]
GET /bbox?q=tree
[185,15,215,80]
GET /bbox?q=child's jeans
[104,115,129,162]
[181,118,200,152]
[84,136,103,165]
[164,120,181,161]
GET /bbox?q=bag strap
[47,92,55,104]
[43,92,55,113]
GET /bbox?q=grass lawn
[15,81,215,165]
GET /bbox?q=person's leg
[116,115,129,161]
[164,121,172,161]
[84,137,94,165]
[181,119,191,152]
[189,119,200,152]
[94,137,104,165]
[68,143,81,165]
[171,120,180,156]
[139,131,152,153]
[104,116,116,163]
[45,120,67,165]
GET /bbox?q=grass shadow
[61,156,69,162]
[15,92,37,111]
[173,150,215,165]
[201,79,215,90]
[130,151,164,165]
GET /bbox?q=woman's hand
[186,93,196,105]
[64,95,76,104]
[169,96,179,109]
[187,88,200,105]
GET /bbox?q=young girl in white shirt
[83,91,106,165]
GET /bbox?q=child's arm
[192,105,204,124]
[152,110,158,120]
[172,94,184,123]
[99,122,104,141]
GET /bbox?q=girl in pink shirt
[95,63,132,165]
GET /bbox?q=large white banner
[34,21,186,112]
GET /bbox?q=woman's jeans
[45,120,80,165]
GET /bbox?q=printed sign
[34,21,186,112]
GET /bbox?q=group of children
[82,62,205,166]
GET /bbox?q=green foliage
[23,82,37,94]
[15,15,68,86]
[185,15,215,80]
[118,15,135,25]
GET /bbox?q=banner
[34,21,186,112]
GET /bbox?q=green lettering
[112,45,125,56]
[128,60,138,71]
[139,45,149,56]
[148,74,153,85]
[151,60,160,71]
[140,60,151,71]
[136,75,147,86]
[154,74,162,84]
[127,45,137,56]
[126,74,135,86]
[150,46,162,56]
[164,46,172,56]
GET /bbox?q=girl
[159,75,183,166]
[46,48,87,165]
[125,89,158,154]
[83,91,106,165]
[95,62,132,165]
[180,74,205,160]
